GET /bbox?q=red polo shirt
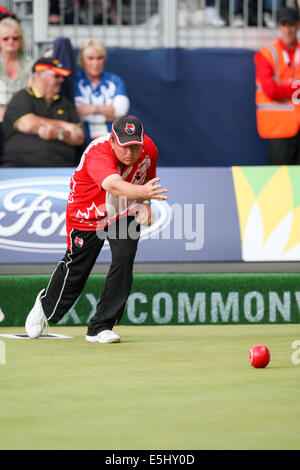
[66,133,158,239]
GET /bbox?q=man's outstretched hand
[142,178,168,201]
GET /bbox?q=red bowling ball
[249,344,270,368]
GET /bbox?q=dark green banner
[1,274,300,327]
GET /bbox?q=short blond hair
[0,17,25,53]
[77,38,107,68]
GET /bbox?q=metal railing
[177,0,298,49]
[45,0,163,52]
[1,0,298,56]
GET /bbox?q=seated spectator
[219,0,282,27]
[1,57,85,167]
[75,38,130,144]
[94,0,131,25]
[49,0,84,25]
[204,1,226,27]
[0,15,33,120]
[49,0,130,25]
[263,1,282,28]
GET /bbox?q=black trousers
[268,130,300,165]
[41,216,140,335]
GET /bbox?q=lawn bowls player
[25,115,167,343]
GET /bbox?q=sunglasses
[1,36,20,41]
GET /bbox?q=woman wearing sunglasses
[0,16,33,121]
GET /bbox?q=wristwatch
[57,129,64,141]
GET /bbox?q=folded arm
[255,51,300,100]
[15,113,85,146]
[76,96,130,123]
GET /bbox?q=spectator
[1,57,85,167]
[0,16,33,121]
[263,1,282,28]
[219,0,282,27]
[254,7,300,165]
[75,38,130,144]
[204,1,226,27]
[49,0,85,24]
[49,0,129,25]
[99,1,131,25]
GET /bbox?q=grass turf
[0,324,299,450]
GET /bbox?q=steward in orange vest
[254,7,300,164]
[255,39,300,138]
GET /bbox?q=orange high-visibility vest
[256,40,300,138]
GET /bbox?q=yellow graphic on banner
[232,166,300,261]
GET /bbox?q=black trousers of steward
[268,130,300,165]
[41,216,140,335]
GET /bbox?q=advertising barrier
[233,165,300,261]
[1,166,300,263]
[0,166,241,264]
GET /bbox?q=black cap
[32,57,71,77]
[112,115,144,147]
[278,7,299,24]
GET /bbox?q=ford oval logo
[0,177,172,254]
